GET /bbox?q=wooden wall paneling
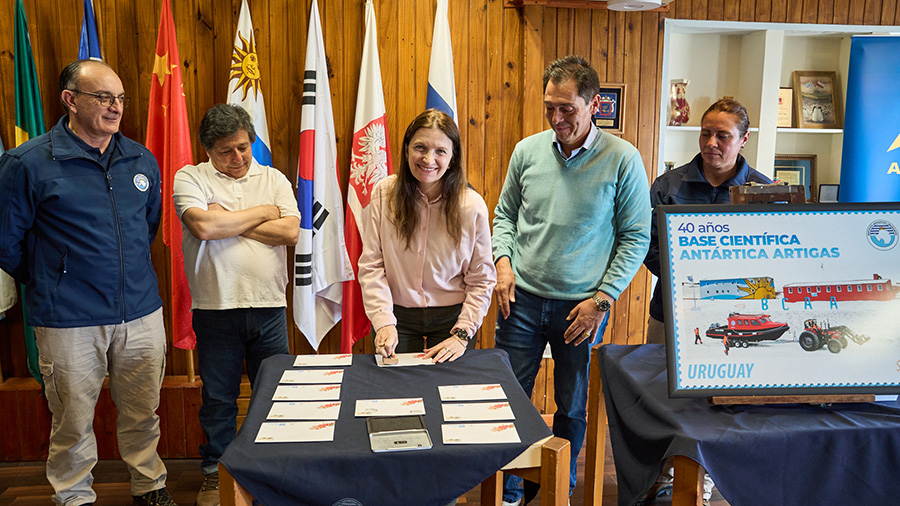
[396,0,417,137]
[590,9,610,82]
[880,0,897,24]
[0,389,21,460]
[156,387,169,457]
[451,0,470,162]
[419,0,436,116]
[17,387,50,460]
[520,6,544,139]
[818,0,836,22]
[0,0,14,149]
[554,8,572,58]
[865,0,885,23]
[756,0,772,22]
[484,0,504,205]
[895,0,900,23]
[542,7,558,64]
[183,385,203,458]
[832,0,851,23]
[723,0,740,21]
[771,0,788,21]
[164,386,187,458]
[378,0,400,178]
[573,7,592,59]
[93,388,120,460]
[531,358,549,413]
[467,0,488,210]
[848,0,868,24]
[544,357,557,414]
[626,12,662,344]
[740,0,756,20]
[606,10,624,83]
[802,0,820,23]
[786,0,806,23]
[483,0,504,349]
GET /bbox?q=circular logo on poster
[332,500,363,506]
[133,173,150,192]
[867,220,897,251]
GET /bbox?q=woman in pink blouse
[358,109,496,363]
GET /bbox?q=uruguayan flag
[227,0,272,166]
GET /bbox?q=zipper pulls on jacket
[106,171,112,190]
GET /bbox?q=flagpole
[186,348,195,383]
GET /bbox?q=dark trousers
[388,303,476,352]
[194,307,289,474]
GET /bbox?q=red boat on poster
[705,313,791,347]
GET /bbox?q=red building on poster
[783,274,896,303]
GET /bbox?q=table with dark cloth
[219,349,552,506]
[599,344,900,506]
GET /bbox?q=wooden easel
[712,183,873,406]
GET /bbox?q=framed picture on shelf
[819,184,840,203]
[792,71,842,129]
[593,83,626,135]
[775,154,818,202]
[777,88,793,127]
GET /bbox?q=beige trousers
[35,308,168,505]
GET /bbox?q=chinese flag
[146,0,195,349]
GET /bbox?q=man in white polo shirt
[173,104,300,506]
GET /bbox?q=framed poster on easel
[658,203,900,397]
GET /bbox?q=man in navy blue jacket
[0,60,177,506]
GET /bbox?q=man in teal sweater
[492,55,650,505]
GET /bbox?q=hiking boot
[132,488,178,506]
[196,471,220,506]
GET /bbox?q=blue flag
[425,0,457,122]
[78,0,102,60]
[840,36,900,202]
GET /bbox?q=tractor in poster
[798,319,871,354]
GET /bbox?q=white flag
[294,0,354,349]
[425,0,457,122]
[227,0,272,166]
[341,0,394,353]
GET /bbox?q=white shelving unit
[658,19,898,184]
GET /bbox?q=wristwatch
[454,328,471,343]
[591,294,611,312]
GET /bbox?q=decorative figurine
[669,79,690,126]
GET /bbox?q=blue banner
[78,0,101,60]
[840,36,900,202]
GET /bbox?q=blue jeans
[194,307,289,474]
[495,287,608,503]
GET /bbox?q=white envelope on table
[279,369,344,384]
[266,401,342,420]
[438,384,507,401]
[272,384,341,401]
[441,402,514,421]
[441,422,521,444]
[255,421,336,443]
[293,354,353,367]
[354,398,426,417]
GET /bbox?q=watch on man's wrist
[591,294,611,312]
[454,328,471,343]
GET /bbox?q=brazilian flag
[14,0,46,385]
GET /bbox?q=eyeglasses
[69,90,132,108]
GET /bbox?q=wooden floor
[0,432,731,506]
